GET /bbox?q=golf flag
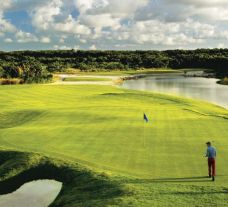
[143,113,149,122]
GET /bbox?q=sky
[0,0,228,51]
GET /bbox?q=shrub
[0,78,23,85]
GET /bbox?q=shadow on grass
[151,176,210,183]
[164,189,228,195]
[126,175,226,184]
[0,151,126,207]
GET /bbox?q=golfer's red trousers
[208,158,216,176]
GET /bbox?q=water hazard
[122,74,228,109]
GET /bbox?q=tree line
[0,49,227,83]
[0,56,52,84]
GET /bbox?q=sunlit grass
[63,77,112,82]
[0,84,227,206]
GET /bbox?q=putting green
[0,84,228,206]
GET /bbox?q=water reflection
[0,180,62,207]
[122,75,228,108]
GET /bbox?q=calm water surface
[0,180,62,207]
[121,75,228,109]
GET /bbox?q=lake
[121,74,228,109]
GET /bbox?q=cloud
[80,14,121,31]
[0,0,17,35]
[15,30,38,43]
[30,0,63,30]
[1,0,228,50]
[53,15,91,35]
[109,18,217,47]
[0,15,17,34]
[89,44,97,50]
[135,0,228,22]
[75,0,149,33]
[28,0,91,36]
[54,44,71,50]
[0,1,12,10]
[40,37,51,43]
[74,0,148,16]
[53,44,80,50]
[217,43,225,48]
[4,38,13,43]
[166,0,227,7]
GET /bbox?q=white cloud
[80,14,121,31]
[1,0,228,50]
[30,0,63,30]
[73,45,80,50]
[0,1,17,35]
[111,19,213,46]
[0,16,16,34]
[29,0,91,36]
[89,44,97,50]
[40,36,51,43]
[53,44,80,50]
[134,0,228,23]
[167,0,227,7]
[0,0,12,10]
[75,0,148,16]
[4,38,13,43]
[74,0,94,13]
[54,15,91,35]
[75,0,149,36]
[217,43,225,48]
[16,30,38,43]
[195,7,228,21]
[54,44,71,50]
[79,38,87,43]
[59,36,65,43]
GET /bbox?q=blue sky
[0,0,228,51]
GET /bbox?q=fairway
[62,77,112,82]
[0,84,228,206]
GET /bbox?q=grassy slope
[63,77,111,82]
[0,150,126,207]
[0,84,228,206]
[62,68,182,76]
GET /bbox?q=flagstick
[143,114,147,148]
[143,113,149,148]
[143,121,145,148]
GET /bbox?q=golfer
[205,141,216,181]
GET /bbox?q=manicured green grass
[0,84,228,206]
[63,77,111,82]
[58,68,182,76]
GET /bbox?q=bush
[0,66,4,77]
[0,78,23,85]
[217,77,228,85]
[20,57,53,83]
[221,77,228,85]
[63,68,81,74]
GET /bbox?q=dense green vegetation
[0,84,228,206]
[0,56,52,84]
[0,49,228,81]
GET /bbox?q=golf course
[0,81,228,206]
